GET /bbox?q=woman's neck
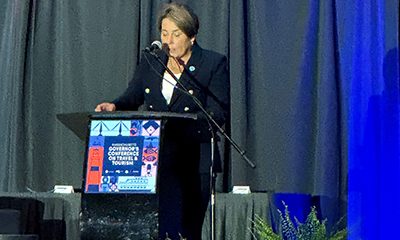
[179,50,192,65]
[167,57,184,74]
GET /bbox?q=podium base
[80,194,158,240]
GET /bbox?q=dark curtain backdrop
[1,0,399,238]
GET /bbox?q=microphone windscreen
[151,40,162,50]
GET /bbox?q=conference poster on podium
[84,119,161,194]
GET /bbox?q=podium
[57,111,197,240]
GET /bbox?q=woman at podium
[96,2,229,239]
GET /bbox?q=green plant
[251,203,347,240]
[164,232,187,240]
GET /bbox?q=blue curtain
[337,1,399,239]
[244,0,399,238]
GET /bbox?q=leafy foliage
[164,232,186,240]
[251,203,347,240]
[251,215,283,240]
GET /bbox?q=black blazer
[113,43,229,173]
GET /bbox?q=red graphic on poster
[85,146,104,191]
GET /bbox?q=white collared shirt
[162,72,181,104]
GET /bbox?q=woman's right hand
[95,102,116,112]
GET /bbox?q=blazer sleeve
[205,55,230,125]
[194,54,230,142]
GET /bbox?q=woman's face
[161,18,194,61]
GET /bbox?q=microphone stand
[146,50,256,240]
[210,131,216,240]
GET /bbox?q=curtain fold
[0,0,32,191]
[228,0,343,199]
[338,0,399,238]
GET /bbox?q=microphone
[144,40,162,53]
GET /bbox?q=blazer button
[149,105,153,109]
[184,107,189,112]
[145,88,150,94]
[188,89,194,95]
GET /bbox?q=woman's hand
[95,102,116,112]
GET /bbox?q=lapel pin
[188,90,194,95]
[145,88,150,94]
[188,66,195,72]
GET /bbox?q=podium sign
[84,119,161,194]
[56,111,196,240]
